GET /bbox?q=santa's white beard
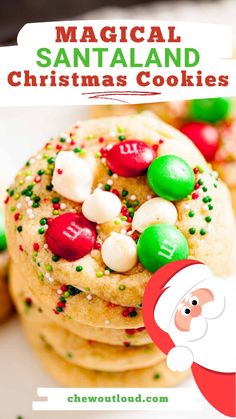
[169,276,236,373]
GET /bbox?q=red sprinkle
[98,137,104,143]
[152,144,159,152]
[57,301,65,309]
[70,140,76,146]
[61,285,68,292]
[111,189,120,197]
[107,302,118,308]
[57,169,63,175]
[159,139,164,144]
[194,183,200,190]
[53,203,60,210]
[56,144,63,150]
[34,176,41,183]
[123,341,131,347]
[33,243,40,251]
[122,309,129,317]
[193,167,199,174]
[14,213,20,221]
[125,329,136,335]
[94,242,101,250]
[53,309,59,315]
[192,192,199,200]
[4,196,10,204]
[19,244,24,252]
[100,146,108,158]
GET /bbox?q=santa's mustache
[187,315,208,342]
[201,295,225,319]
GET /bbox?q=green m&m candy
[189,98,231,124]
[0,212,7,252]
[147,155,195,201]
[137,223,189,273]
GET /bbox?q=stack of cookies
[6,113,234,387]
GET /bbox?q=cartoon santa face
[153,263,236,373]
[174,288,214,332]
[143,260,236,417]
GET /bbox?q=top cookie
[5,113,235,308]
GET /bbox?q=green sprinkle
[153,373,161,380]
[130,311,137,318]
[114,220,120,225]
[202,186,208,192]
[104,184,111,191]
[96,271,103,278]
[46,184,53,191]
[64,291,70,298]
[205,216,212,223]
[122,189,128,197]
[17,226,23,232]
[198,178,204,185]
[66,352,73,359]
[189,227,196,235]
[32,202,39,208]
[214,183,218,188]
[37,169,45,175]
[197,165,204,173]
[107,169,113,176]
[56,306,63,313]
[208,204,214,210]
[188,210,195,218]
[39,272,44,281]
[95,152,101,158]
[119,284,126,291]
[38,228,45,235]
[202,196,212,203]
[52,255,60,262]
[60,137,66,143]
[40,218,47,226]
[76,265,83,272]
[133,200,139,207]
[74,147,81,153]
[45,264,53,272]
[60,297,66,303]
[47,157,55,164]
[118,135,126,141]
[200,228,206,236]
[33,196,41,202]
[117,126,124,133]
[121,216,127,221]
[52,197,60,203]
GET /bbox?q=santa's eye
[181,306,191,316]
[189,296,199,306]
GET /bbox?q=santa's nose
[191,306,202,317]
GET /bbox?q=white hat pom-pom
[167,346,194,372]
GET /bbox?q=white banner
[32,387,202,411]
[0,20,235,106]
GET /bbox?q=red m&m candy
[46,213,97,261]
[180,122,219,162]
[106,140,155,177]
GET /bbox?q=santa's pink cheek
[174,313,191,331]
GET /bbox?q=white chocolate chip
[132,197,178,233]
[82,188,121,224]
[52,151,93,203]
[101,232,138,273]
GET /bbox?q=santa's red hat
[142,259,212,353]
